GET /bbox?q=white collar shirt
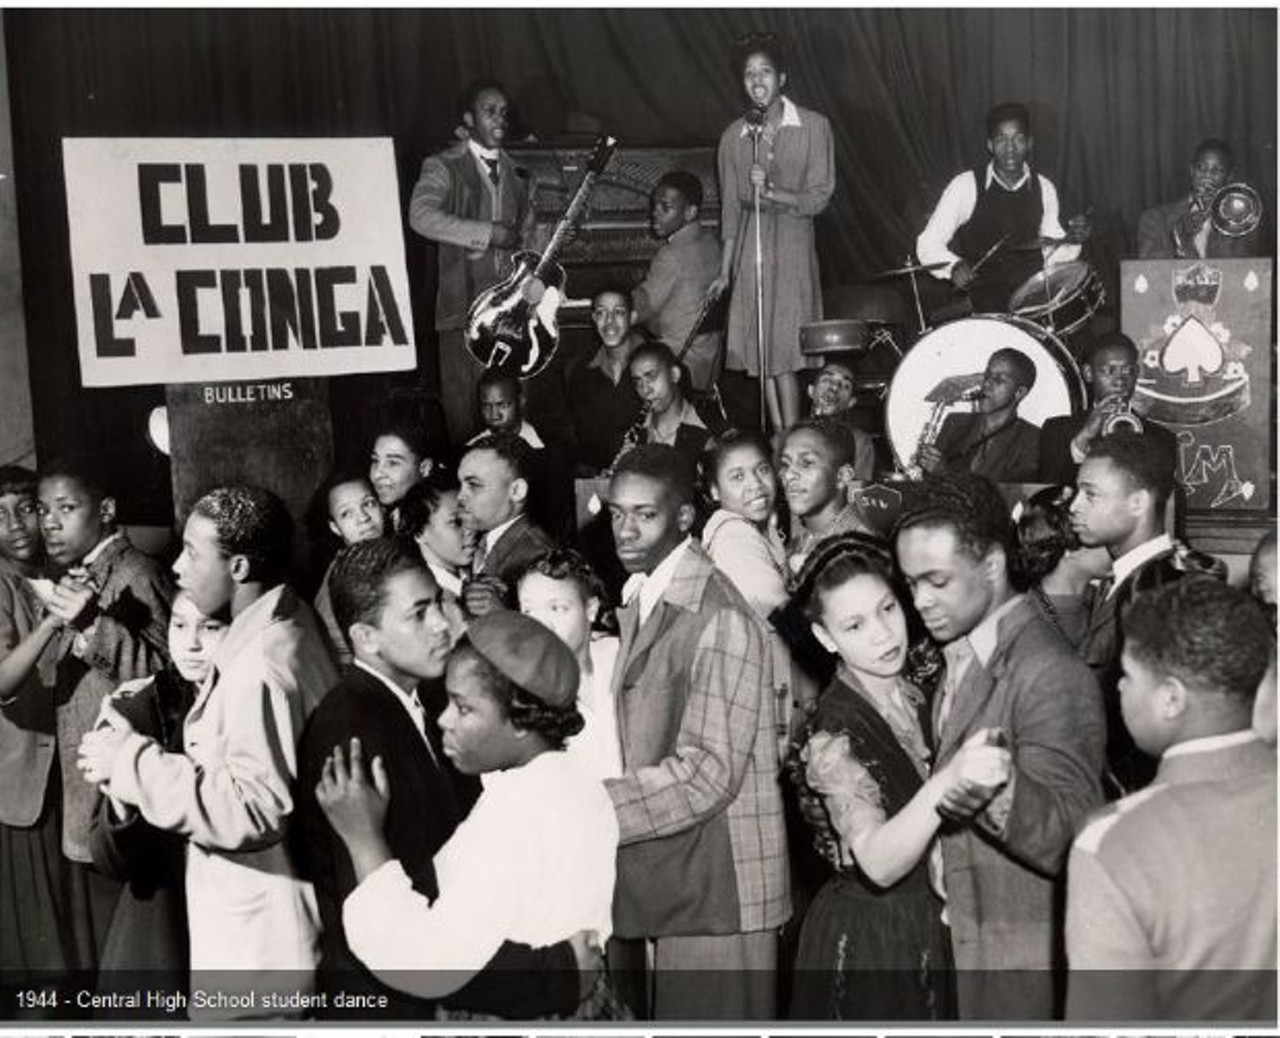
[739,95,803,136]
[623,536,691,626]
[352,659,439,764]
[1109,533,1174,597]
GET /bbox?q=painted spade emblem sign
[1135,314,1250,425]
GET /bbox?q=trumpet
[1101,396,1145,436]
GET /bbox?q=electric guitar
[465,134,618,380]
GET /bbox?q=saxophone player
[1137,139,1263,259]
[916,348,1041,483]
[1038,334,1179,486]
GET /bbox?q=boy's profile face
[518,571,596,658]
[38,475,111,568]
[0,488,40,566]
[650,185,694,241]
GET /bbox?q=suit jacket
[54,536,173,862]
[1080,543,1225,793]
[1137,197,1263,260]
[606,542,790,938]
[935,412,1040,484]
[934,597,1105,1019]
[478,513,556,586]
[107,585,336,981]
[0,558,58,826]
[1038,412,1180,486]
[1066,734,1277,1021]
[633,222,724,390]
[297,665,577,1019]
[407,142,537,331]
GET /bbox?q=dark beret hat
[466,611,579,709]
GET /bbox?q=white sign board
[63,137,416,387]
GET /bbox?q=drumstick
[970,233,1010,277]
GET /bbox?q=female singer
[711,32,835,433]
[788,533,1008,1020]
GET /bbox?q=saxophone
[903,387,982,479]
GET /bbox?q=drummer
[916,102,1089,314]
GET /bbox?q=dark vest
[951,166,1043,312]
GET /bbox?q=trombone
[1176,182,1263,256]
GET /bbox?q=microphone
[744,104,766,131]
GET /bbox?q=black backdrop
[5,7,1275,521]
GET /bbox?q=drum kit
[801,238,1099,474]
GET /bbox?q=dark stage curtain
[5,8,1275,518]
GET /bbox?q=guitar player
[408,78,539,444]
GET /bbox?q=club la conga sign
[63,137,416,387]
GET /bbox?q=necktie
[408,690,441,769]
[483,157,500,188]
[472,536,489,577]
[937,638,975,740]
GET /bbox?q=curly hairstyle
[894,472,1013,564]
[1010,485,1080,590]
[1124,576,1273,701]
[396,470,461,542]
[449,640,585,751]
[731,30,789,78]
[513,547,606,607]
[191,485,293,585]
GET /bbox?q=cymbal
[872,259,949,278]
[1008,235,1074,251]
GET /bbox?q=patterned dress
[789,669,955,1020]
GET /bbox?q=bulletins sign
[63,137,416,387]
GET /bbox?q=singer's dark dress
[790,673,955,1021]
[717,99,834,378]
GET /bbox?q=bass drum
[885,315,1087,474]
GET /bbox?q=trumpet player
[1137,139,1262,259]
[917,347,1040,483]
[1038,334,1178,485]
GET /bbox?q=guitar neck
[535,171,599,281]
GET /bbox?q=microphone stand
[747,108,768,433]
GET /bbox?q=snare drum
[1008,261,1104,338]
[885,316,1086,474]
